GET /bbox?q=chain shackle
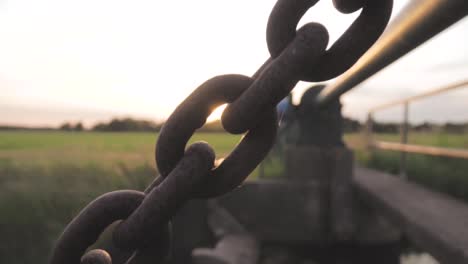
[155,74,277,199]
[267,0,393,82]
[222,23,328,134]
[49,190,146,264]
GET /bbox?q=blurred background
[0,0,467,263]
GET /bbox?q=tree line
[370,121,468,134]
[2,117,466,134]
[57,118,224,132]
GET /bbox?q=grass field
[0,131,242,167]
[0,130,467,263]
[0,131,243,264]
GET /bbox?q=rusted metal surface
[50,0,393,263]
[156,75,277,198]
[266,0,392,82]
[80,250,112,264]
[316,0,468,106]
[224,0,392,134]
[50,191,146,264]
[113,143,215,249]
[222,24,328,134]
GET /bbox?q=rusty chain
[49,1,392,263]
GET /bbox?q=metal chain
[49,1,392,263]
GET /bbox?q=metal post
[399,103,409,179]
[366,113,374,150]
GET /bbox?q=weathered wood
[354,167,468,264]
[268,146,400,244]
[329,148,355,241]
[170,182,325,264]
[206,201,247,238]
[192,235,259,264]
[217,180,327,243]
[284,146,398,243]
[284,145,329,182]
[192,201,259,264]
[353,201,401,244]
[284,145,358,242]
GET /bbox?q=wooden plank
[192,202,259,264]
[170,181,325,264]
[354,167,468,264]
[192,235,259,264]
[329,148,355,241]
[217,180,327,242]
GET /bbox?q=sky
[1,0,467,127]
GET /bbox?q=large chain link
[49,1,392,263]
[266,0,393,82]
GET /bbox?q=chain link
[156,74,277,198]
[49,1,392,263]
[50,190,146,264]
[267,0,393,82]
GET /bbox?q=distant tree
[372,121,399,134]
[413,122,433,132]
[92,118,163,132]
[343,117,361,133]
[59,122,73,131]
[443,122,467,134]
[92,123,108,131]
[74,122,84,131]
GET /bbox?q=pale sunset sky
[1,0,467,127]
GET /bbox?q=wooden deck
[354,167,468,264]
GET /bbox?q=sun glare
[207,104,228,123]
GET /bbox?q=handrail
[315,0,468,106]
[369,80,468,112]
[366,80,468,177]
[371,141,468,160]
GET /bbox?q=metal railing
[366,80,468,177]
[311,0,468,180]
[315,0,468,107]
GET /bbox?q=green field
[0,131,467,263]
[0,131,243,264]
[0,131,242,168]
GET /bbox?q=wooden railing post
[399,102,409,179]
[366,112,374,150]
